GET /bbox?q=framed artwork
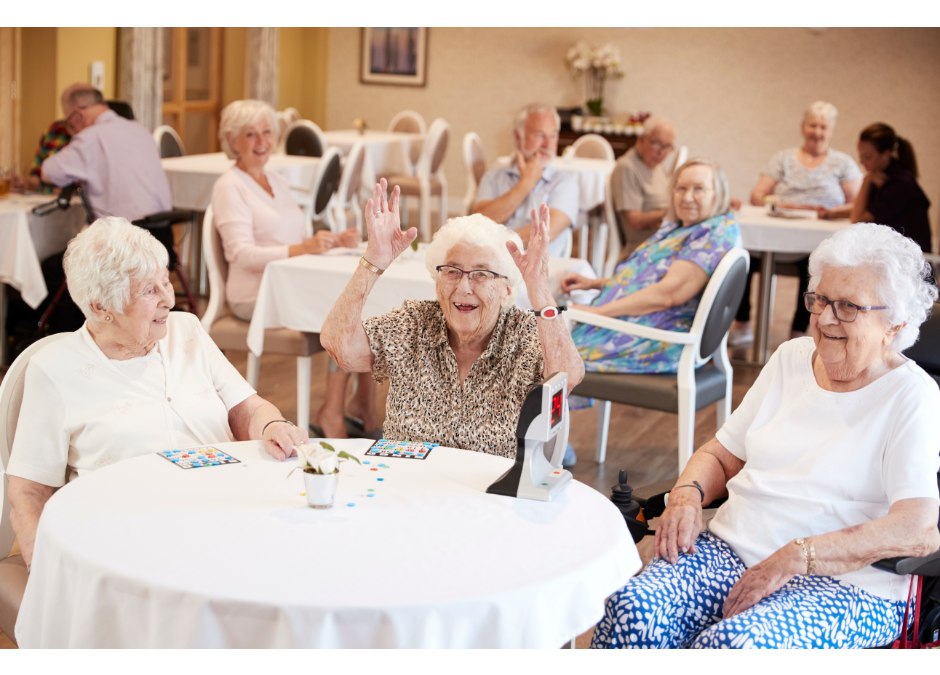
[360,27,428,87]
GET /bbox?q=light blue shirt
[476,163,580,257]
[763,148,862,208]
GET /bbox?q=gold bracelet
[358,256,384,276]
[795,538,816,575]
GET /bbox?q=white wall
[326,27,940,241]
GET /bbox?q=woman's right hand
[363,178,418,269]
[561,273,600,293]
[653,489,704,565]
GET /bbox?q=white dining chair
[283,107,301,123]
[570,134,615,161]
[201,205,323,431]
[153,125,186,158]
[330,141,366,235]
[278,120,328,158]
[670,145,689,176]
[388,110,427,174]
[462,132,486,216]
[290,147,343,234]
[0,333,69,646]
[568,248,749,472]
[385,118,451,242]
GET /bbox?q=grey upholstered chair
[567,247,749,473]
[0,333,69,646]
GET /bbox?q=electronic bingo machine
[486,372,572,501]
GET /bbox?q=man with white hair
[612,117,677,258]
[472,103,579,257]
[40,87,171,223]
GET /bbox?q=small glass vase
[303,471,338,508]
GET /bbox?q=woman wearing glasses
[319,179,584,458]
[560,158,740,375]
[592,222,940,649]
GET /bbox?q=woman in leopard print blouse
[321,179,584,458]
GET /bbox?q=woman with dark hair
[840,123,932,252]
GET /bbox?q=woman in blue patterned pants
[592,223,940,649]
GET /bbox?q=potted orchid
[290,441,361,508]
[565,42,625,117]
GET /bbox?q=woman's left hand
[338,227,361,248]
[722,543,802,619]
[261,422,309,461]
[506,204,551,301]
[869,170,889,188]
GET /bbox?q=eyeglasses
[436,265,506,285]
[803,292,888,323]
[673,185,714,199]
[649,140,675,153]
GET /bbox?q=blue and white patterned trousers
[591,532,906,649]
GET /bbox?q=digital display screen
[551,390,563,427]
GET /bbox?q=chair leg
[401,195,409,227]
[296,355,312,431]
[172,246,198,314]
[595,400,611,464]
[419,182,431,242]
[676,349,697,472]
[247,351,260,389]
[438,174,448,231]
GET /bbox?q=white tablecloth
[0,194,87,308]
[247,245,598,356]
[735,205,848,254]
[16,439,638,648]
[495,156,616,212]
[324,129,423,188]
[161,153,323,211]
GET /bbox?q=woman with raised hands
[320,179,583,457]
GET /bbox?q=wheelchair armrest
[872,547,940,577]
[636,489,728,521]
[566,308,697,345]
[132,210,193,229]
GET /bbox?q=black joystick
[610,470,649,543]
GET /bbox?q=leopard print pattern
[363,300,544,458]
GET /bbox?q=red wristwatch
[532,305,567,320]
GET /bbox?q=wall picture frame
[360,27,428,87]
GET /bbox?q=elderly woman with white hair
[593,222,940,649]
[320,179,584,457]
[561,158,740,375]
[6,219,309,570]
[212,99,371,438]
[735,101,865,343]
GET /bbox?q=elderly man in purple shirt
[40,87,172,222]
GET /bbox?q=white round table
[16,440,638,648]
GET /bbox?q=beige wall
[19,28,56,168]
[325,27,940,237]
[221,27,248,108]
[55,27,116,117]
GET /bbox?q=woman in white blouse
[592,223,939,649]
[211,100,376,439]
[7,219,309,570]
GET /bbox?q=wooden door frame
[161,27,222,153]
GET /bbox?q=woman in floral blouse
[562,158,740,374]
[320,179,584,458]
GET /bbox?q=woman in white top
[211,100,375,439]
[592,223,940,649]
[7,219,309,571]
[735,101,865,342]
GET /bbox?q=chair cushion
[385,175,443,196]
[571,362,728,414]
[0,555,27,646]
[209,316,323,357]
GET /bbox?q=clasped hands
[655,490,804,619]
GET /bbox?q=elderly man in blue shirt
[472,104,580,257]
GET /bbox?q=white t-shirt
[6,313,256,487]
[710,337,940,602]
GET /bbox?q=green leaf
[320,442,335,452]
[410,239,419,251]
[337,450,362,465]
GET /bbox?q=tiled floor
[0,274,799,648]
